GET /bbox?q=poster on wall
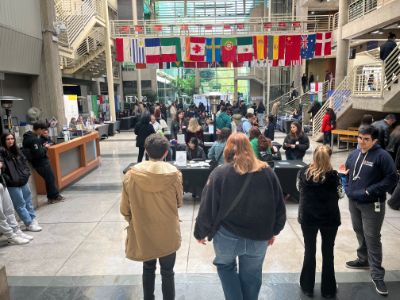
[63,95,79,126]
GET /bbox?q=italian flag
[237,37,254,62]
[160,38,181,63]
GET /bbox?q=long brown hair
[305,145,333,182]
[224,133,267,174]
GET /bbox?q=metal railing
[312,74,354,138]
[55,0,105,48]
[110,14,335,38]
[333,12,339,30]
[352,43,400,97]
[348,0,395,22]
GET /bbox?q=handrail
[110,14,335,38]
[352,42,400,97]
[348,0,395,23]
[312,74,354,138]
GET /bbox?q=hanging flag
[237,23,245,30]
[221,37,237,63]
[206,37,221,63]
[123,38,132,62]
[264,22,272,29]
[237,37,254,62]
[132,38,146,64]
[278,22,286,28]
[223,24,231,30]
[134,25,143,33]
[189,37,206,61]
[253,35,267,61]
[205,25,213,30]
[301,34,316,59]
[315,32,332,57]
[153,25,162,32]
[197,62,209,68]
[285,35,302,66]
[182,36,190,62]
[145,38,161,63]
[292,22,301,28]
[278,36,286,66]
[115,38,124,62]
[184,62,196,68]
[135,63,146,69]
[272,35,279,61]
[160,38,181,62]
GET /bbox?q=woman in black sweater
[297,145,343,298]
[194,133,286,300]
[283,121,310,160]
[134,113,155,162]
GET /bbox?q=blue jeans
[213,226,268,300]
[8,183,36,226]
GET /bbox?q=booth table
[273,160,307,202]
[331,129,359,151]
[94,124,109,139]
[123,162,211,196]
[33,132,101,195]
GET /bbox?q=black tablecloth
[119,117,131,130]
[123,162,211,196]
[204,133,215,142]
[273,160,307,202]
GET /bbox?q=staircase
[55,0,109,77]
[351,43,400,112]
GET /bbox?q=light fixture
[0,76,24,132]
[371,30,384,34]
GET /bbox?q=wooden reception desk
[34,131,101,195]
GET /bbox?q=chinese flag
[285,35,302,66]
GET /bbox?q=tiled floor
[2,130,400,299]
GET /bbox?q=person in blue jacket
[342,125,397,296]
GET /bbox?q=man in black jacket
[380,33,398,86]
[344,125,397,296]
[22,121,64,204]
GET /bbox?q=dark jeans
[137,147,149,163]
[300,224,338,296]
[349,200,385,280]
[143,252,176,300]
[34,161,59,199]
[323,131,331,146]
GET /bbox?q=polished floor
[1,131,400,299]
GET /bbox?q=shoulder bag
[209,147,224,171]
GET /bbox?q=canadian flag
[315,32,332,57]
[189,37,206,61]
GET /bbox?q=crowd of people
[122,98,400,300]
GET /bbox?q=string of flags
[115,33,332,69]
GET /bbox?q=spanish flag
[253,35,267,60]
[273,35,279,61]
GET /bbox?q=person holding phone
[342,125,397,296]
[283,121,310,161]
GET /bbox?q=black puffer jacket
[134,115,155,147]
[0,148,31,187]
[297,167,342,227]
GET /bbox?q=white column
[266,0,271,115]
[104,0,116,121]
[335,0,350,87]
[132,0,142,102]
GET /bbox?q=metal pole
[266,0,271,116]
[104,0,116,121]
[132,0,142,103]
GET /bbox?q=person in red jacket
[321,108,333,145]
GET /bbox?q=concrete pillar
[335,0,350,87]
[104,0,116,121]
[132,0,142,102]
[233,68,238,104]
[31,0,66,127]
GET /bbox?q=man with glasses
[342,125,397,296]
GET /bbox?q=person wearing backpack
[0,133,42,232]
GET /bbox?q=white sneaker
[8,234,30,245]
[16,230,34,241]
[26,223,42,232]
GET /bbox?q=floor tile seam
[384,218,400,231]
[53,198,119,276]
[185,203,196,273]
[8,271,400,287]
[287,219,304,247]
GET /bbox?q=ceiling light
[371,30,383,34]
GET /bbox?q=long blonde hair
[305,145,333,182]
[187,117,201,133]
[224,133,267,174]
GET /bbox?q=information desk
[273,160,307,202]
[33,132,101,195]
[123,160,306,201]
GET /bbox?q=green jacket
[215,112,232,130]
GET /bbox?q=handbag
[209,147,224,171]
[209,172,254,239]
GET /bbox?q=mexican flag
[237,37,254,62]
[221,37,237,63]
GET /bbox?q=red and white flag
[189,37,206,61]
[315,32,331,57]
